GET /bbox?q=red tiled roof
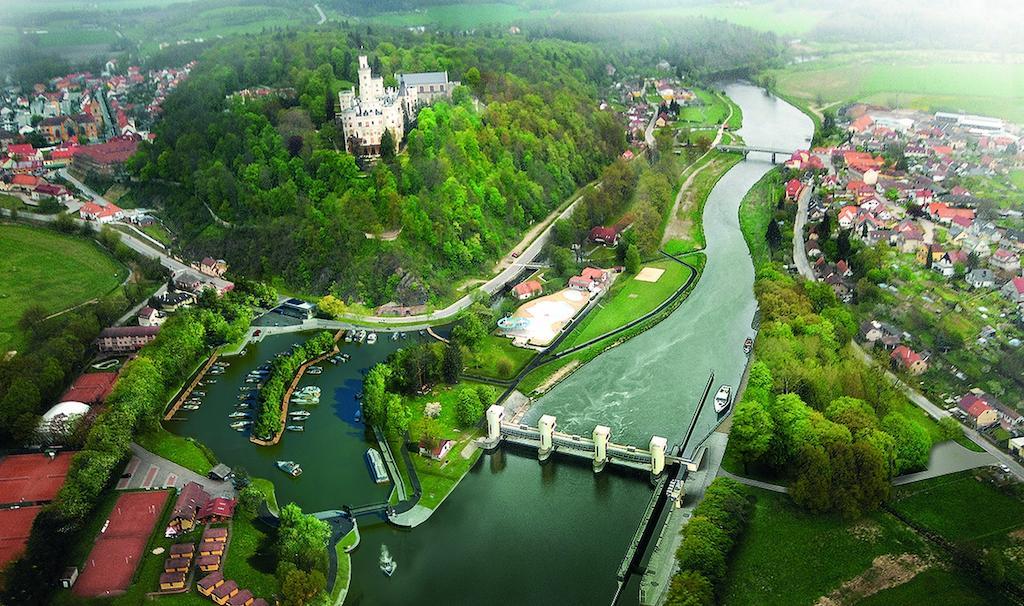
[890,345,921,368]
[512,280,542,297]
[198,497,236,520]
[75,135,139,165]
[581,267,606,281]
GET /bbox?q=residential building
[71,134,140,179]
[79,201,123,223]
[589,226,620,246]
[197,572,224,597]
[568,275,594,291]
[164,558,189,574]
[1002,277,1024,304]
[965,268,996,289]
[419,438,454,461]
[512,279,543,300]
[197,555,221,573]
[581,267,609,285]
[137,306,165,327]
[211,580,239,605]
[169,543,195,560]
[169,481,210,532]
[196,257,228,277]
[228,589,255,606]
[859,320,902,350]
[159,572,186,591]
[198,499,236,523]
[958,394,999,428]
[890,345,927,375]
[96,325,159,353]
[991,249,1021,273]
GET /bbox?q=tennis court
[0,452,73,505]
[73,490,170,597]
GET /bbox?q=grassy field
[555,260,692,351]
[858,567,1002,606]
[738,169,783,270]
[222,512,279,599]
[401,381,491,509]
[136,428,218,475]
[463,333,536,379]
[0,223,126,352]
[366,3,551,27]
[889,471,1024,546]
[770,51,1024,123]
[721,488,926,606]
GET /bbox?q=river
[523,82,814,451]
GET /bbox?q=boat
[366,332,377,345]
[192,391,206,397]
[400,332,407,339]
[182,404,200,411]
[230,421,252,430]
[239,349,247,355]
[228,411,250,419]
[366,448,390,484]
[289,410,311,419]
[391,332,399,341]
[286,425,305,432]
[298,386,321,394]
[344,332,354,343]
[235,403,251,410]
[743,338,754,355]
[340,353,351,361]
[714,385,733,414]
[307,366,323,375]
[355,392,363,401]
[356,330,366,343]
[276,460,302,477]
[379,545,397,577]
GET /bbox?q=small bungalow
[168,543,195,560]
[958,394,999,429]
[229,589,256,606]
[197,554,222,573]
[859,320,902,350]
[419,438,454,461]
[197,572,224,597]
[163,558,189,574]
[212,580,240,605]
[568,275,593,292]
[158,572,186,592]
[203,526,229,543]
[199,540,225,557]
[137,306,165,327]
[581,267,609,285]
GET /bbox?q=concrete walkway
[892,438,995,485]
[718,468,788,493]
[119,442,235,498]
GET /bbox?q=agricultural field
[769,51,1024,123]
[365,3,551,28]
[555,259,692,351]
[0,224,127,353]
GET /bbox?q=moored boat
[182,404,200,411]
[289,410,311,419]
[743,337,753,355]
[714,385,733,414]
[366,332,377,345]
[366,448,389,484]
[379,545,397,576]
[286,425,305,432]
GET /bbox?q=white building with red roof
[79,201,123,223]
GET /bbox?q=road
[313,3,327,24]
[791,186,1024,480]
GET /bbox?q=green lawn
[463,333,536,380]
[721,488,925,606]
[0,224,127,352]
[770,51,1024,122]
[401,382,491,509]
[556,260,692,351]
[858,567,1002,606]
[889,472,1024,545]
[0,194,25,210]
[222,513,279,599]
[739,170,784,269]
[136,428,218,475]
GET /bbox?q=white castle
[338,55,460,157]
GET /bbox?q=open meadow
[771,51,1024,123]
[0,224,126,352]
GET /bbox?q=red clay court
[0,506,43,570]
[73,490,170,598]
[0,452,73,505]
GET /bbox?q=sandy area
[636,266,665,282]
[504,288,591,346]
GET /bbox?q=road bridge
[715,144,799,164]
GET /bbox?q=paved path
[718,468,789,493]
[313,3,327,24]
[792,182,814,280]
[892,440,995,485]
[118,442,236,498]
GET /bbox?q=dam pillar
[484,405,504,447]
[538,415,556,462]
[649,436,668,476]
[593,425,611,473]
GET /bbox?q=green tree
[455,386,484,427]
[380,128,396,162]
[938,416,964,441]
[442,342,462,384]
[730,399,774,469]
[624,244,641,274]
[279,561,327,606]
[277,503,330,572]
[790,444,832,513]
[666,570,714,606]
[452,312,487,347]
[881,412,931,475]
[363,364,392,428]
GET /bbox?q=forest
[129,27,623,307]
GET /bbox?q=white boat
[307,366,323,375]
[289,410,311,419]
[379,545,397,577]
[356,330,367,343]
[182,404,200,411]
[366,332,377,345]
[276,460,302,477]
[390,332,399,341]
[228,411,250,419]
[230,421,252,430]
[298,386,321,394]
[714,385,733,414]
[366,448,389,484]
[286,425,305,432]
